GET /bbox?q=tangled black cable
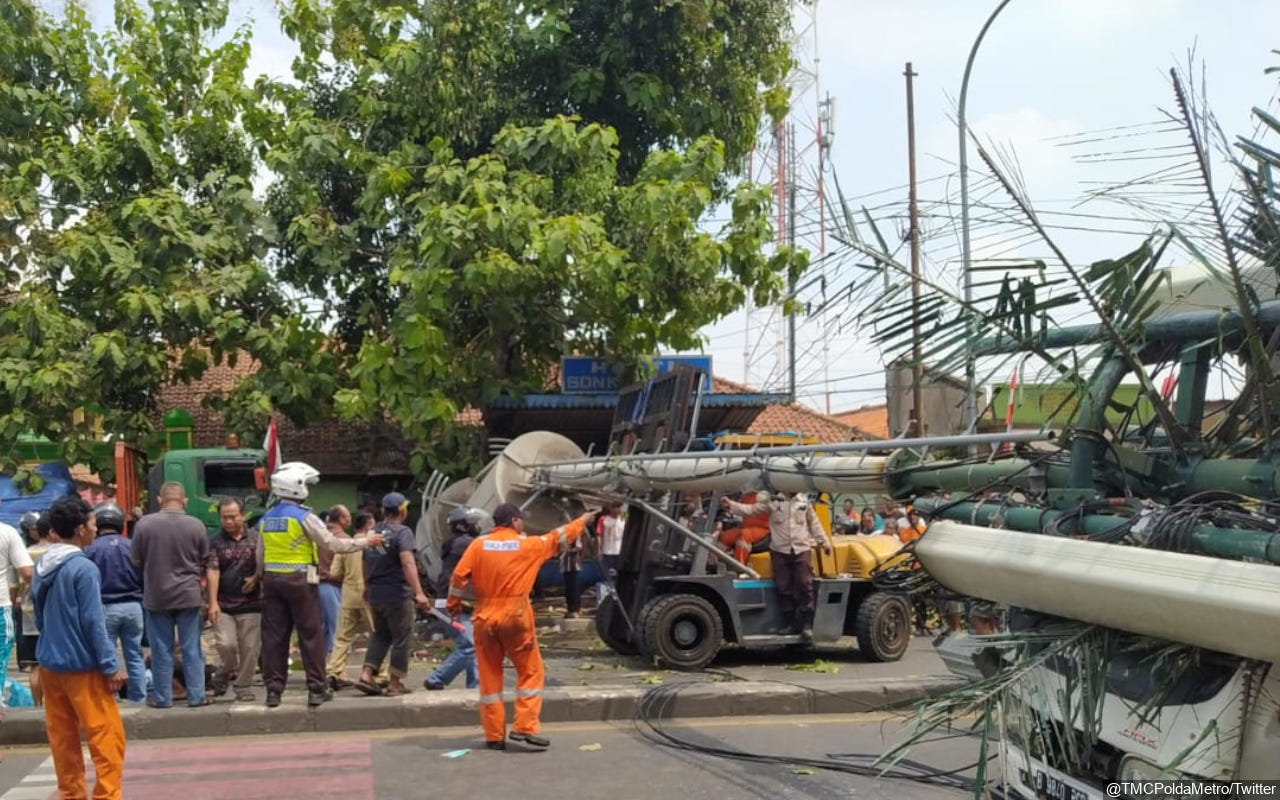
[1041,497,1146,543]
[1143,490,1280,554]
[630,679,983,793]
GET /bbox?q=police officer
[255,462,384,708]
[721,491,832,640]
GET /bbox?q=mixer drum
[466,431,589,533]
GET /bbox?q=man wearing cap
[355,493,430,696]
[448,502,599,750]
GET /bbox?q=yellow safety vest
[260,503,316,573]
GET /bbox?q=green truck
[116,440,269,536]
[12,408,270,536]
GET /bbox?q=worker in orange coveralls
[447,502,600,751]
[716,492,771,564]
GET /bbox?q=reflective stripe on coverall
[447,516,588,743]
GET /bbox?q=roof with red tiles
[153,359,417,476]
[711,377,861,442]
[831,404,889,440]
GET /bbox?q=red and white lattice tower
[743,0,835,410]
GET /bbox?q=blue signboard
[561,355,713,394]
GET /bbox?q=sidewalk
[1,611,963,746]
[1,637,960,745]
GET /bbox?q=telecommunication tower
[742,0,835,409]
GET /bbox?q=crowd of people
[0,460,588,800]
[831,497,927,542]
[0,470,1005,799]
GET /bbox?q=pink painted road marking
[122,737,371,764]
[48,738,375,800]
[120,772,372,800]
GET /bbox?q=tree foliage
[265,0,801,473]
[0,0,301,473]
[0,0,800,477]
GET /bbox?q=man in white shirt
[599,503,624,578]
[0,515,36,711]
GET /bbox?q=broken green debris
[784,659,839,674]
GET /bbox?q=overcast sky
[701,0,1280,412]
[78,0,1280,413]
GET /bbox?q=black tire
[594,593,639,655]
[638,593,724,670]
[854,592,911,662]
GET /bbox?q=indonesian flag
[262,416,282,474]
[1004,366,1019,431]
[1001,366,1019,454]
[1160,371,1178,402]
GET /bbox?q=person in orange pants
[717,523,770,564]
[448,502,598,751]
[716,492,771,564]
[31,496,128,800]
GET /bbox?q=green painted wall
[989,383,1158,427]
[306,478,362,517]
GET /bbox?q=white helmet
[271,461,320,501]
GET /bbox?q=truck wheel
[639,594,723,670]
[595,593,639,655]
[855,592,911,662]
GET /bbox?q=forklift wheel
[594,593,639,655]
[638,594,723,670]
[854,592,911,663]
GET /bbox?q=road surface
[0,713,980,800]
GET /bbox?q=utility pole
[906,62,924,438]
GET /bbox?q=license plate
[1023,769,1091,800]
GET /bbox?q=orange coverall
[448,515,591,743]
[717,493,771,564]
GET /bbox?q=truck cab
[116,440,268,536]
[147,448,268,534]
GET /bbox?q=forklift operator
[720,491,832,640]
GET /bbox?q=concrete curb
[0,675,963,746]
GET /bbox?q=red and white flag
[1001,366,1020,454]
[1004,366,1019,432]
[1160,371,1178,402]
[262,416,282,474]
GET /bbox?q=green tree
[267,0,803,473]
[0,0,294,473]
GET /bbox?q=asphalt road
[0,713,981,800]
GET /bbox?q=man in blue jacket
[84,502,146,703]
[33,496,128,800]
